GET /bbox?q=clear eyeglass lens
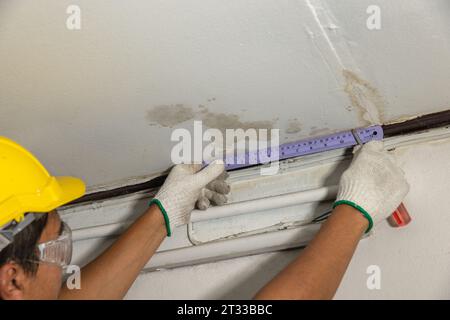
[37,221,73,268]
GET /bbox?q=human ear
[0,262,26,300]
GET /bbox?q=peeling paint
[384,113,422,126]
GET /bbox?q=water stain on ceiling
[343,69,386,125]
[309,127,333,136]
[147,104,276,133]
[285,119,302,134]
[146,104,196,128]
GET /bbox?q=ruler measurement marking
[220,125,383,170]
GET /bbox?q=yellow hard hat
[0,137,86,228]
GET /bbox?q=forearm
[254,204,368,300]
[59,204,167,300]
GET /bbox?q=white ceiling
[1,0,449,187]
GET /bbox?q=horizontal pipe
[144,223,322,271]
[190,186,338,223]
[382,109,450,137]
[71,186,338,241]
[69,176,164,205]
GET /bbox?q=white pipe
[144,224,322,271]
[71,186,338,242]
[190,185,338,223]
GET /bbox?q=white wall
[124,137,450,299]
[1,0,449,188]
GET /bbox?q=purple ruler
[222,125,383,170]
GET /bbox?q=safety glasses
[36,221,73,268]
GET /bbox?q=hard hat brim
[0,176,86,227]
[50,176,86,210]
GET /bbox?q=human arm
[255,141,409,299]
[59,204,166,300]
[254,204,367,299]
[59,161,226,300]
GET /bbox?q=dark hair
[0,213,49,275]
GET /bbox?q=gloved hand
[333,141,409,232]
[150,161,226,236]
[196,170,230,210]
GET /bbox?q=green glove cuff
[149,198,172,237]
[333,200,373,233]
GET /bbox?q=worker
[0,136,408,300]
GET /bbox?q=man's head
[0,137,85,299]
[0,211,65,299]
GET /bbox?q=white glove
[150,161,226,236]
[334,141,409,232]
[196,171,230,210]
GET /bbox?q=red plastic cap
[388,203,411,227]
